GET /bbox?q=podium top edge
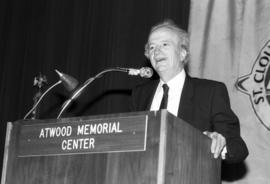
[13,110,175,125]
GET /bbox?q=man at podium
[131,20,248,163]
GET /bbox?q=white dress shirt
[150,70,186,116]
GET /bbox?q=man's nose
[154,46,161,55]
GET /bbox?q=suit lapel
[145,80,159,110]
[135,80,159,111]
[178,75,194,123]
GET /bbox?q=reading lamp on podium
[23,69,79,119]
[56,67,153,119]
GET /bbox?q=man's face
[147,27,184,81]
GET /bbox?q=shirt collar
[160,69,186,89]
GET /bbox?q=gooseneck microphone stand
[57,67,127,119]
[23,70,78,120]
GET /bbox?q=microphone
[55,69,78,91]
[23,70,79,119]
[56,66,153,119]
[120,67,153,78]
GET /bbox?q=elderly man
[131,20,248,163]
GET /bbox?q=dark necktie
[159,84,169,109]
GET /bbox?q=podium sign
[18,115,148,157]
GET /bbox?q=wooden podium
[1,110,220,184]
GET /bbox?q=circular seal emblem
[236,40,270,130]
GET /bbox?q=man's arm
[208,83,248,163]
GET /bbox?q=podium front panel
[1,110,220,184]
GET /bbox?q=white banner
[189,0,270,183]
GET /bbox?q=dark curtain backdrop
[0,0,190,174]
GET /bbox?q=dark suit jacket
[131,74,248,163]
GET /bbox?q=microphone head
[140,67,153,78]
[55,69,79,91]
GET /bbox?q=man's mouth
[156,57,166,63]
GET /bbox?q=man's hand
[203,131,227,159]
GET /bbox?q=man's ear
[179,48,187,61]
[144,51,150,59]
[144,43,150,59]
